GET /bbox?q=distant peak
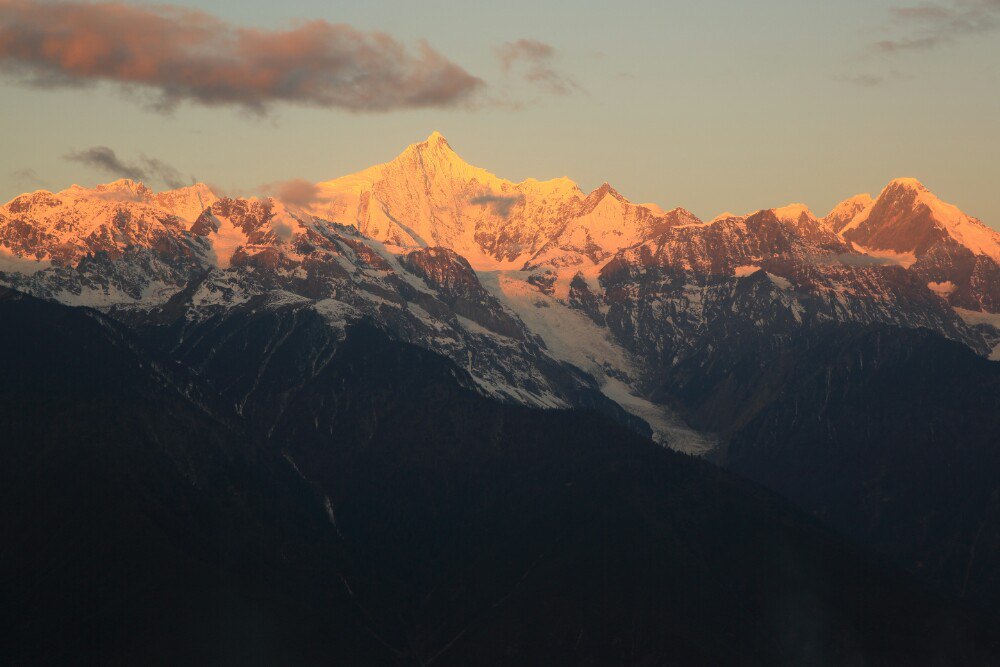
[838,193,875,207]
[772,203,816,223]
[825,194,874,217]
[860,177,1000,262]
[711,212,741,223]
[826,192,875,217]
[182,181,213,192]
[99,177,145,190]
[93,178,153,200]
[885,177,927,192]
[876,177,938,206]
[825,193,875,233]
[591,182,623,201]
[665,207,703,225]
[416,131,453,153]
[395,131,466,167]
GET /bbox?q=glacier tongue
[477,268,717,453]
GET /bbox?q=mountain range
[2,133,1000,661]
[2,132,998,447]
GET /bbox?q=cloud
[873,36,943,52]
[64,146,189,189]
[270,220,295,243]
[497,39,555,70]
[840,1,997,84]
[91,190,149,203]
[470,193,524,218]
[835,73,889,87]
[258,178,326,208]
[0,0,484,114]
[836,253,899,267]
[10,167,46,188]
[833,70,907,87]
[496,39,581,96]
[890,5,955,20]
[65,147,146,181]
[140,156,187,190]
[872,0,1000,52]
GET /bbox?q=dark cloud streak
[64,146,189,189]
[496,39,580,96]
[10,167,46,188]
[0,0,484,114]
[140,156,186,190]
[65,147,146,182]
[874,0,1000,52]
[839,1,998,86]
[836,73,889,87]
[833,70,908,87]
[470,193,524,218]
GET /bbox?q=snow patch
[954,308,1000,361]
[766,272,793,289]
[854,245,918,269]
[927,281,956,297]
[734,264,761,278]
[599,376,718,455]
[313,298,360,330]
[954,308,1000,328]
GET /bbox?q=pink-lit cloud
[258,178,324,208]
[0,0,484,113]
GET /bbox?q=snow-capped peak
[151,183,218,222]
[771,203,816,224]
[0,177,212,266]
[840,178,1000,263]
[311,133,589,266]
[710,212,743,224]
[881,179,999,260]
[586,182,626,205]
[825,193,875,234]
[884,177,927,193]
[97,178,152,197]
[55,178,154,203]
[395,131,467,168]
[426,130,449,146]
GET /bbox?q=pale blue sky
[2,0,998,226]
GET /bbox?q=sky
[1,0,998,227]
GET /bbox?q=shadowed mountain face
[0,288,387,665]
[2,289,999,665]
[657,323,1000,611]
